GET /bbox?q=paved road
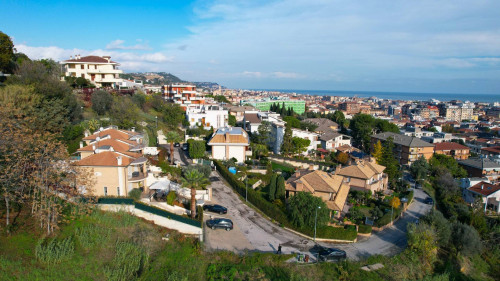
[205,171,432,261]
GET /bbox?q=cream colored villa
[60,55,123,88]
[208,127,250,163]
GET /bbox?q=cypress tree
[268,174,277,201]
[276,175,286,199]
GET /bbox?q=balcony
[87,69,123,74]
[128,171,147,182]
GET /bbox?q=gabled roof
[434,142,470,151]
[303,118,338,133]
[337,160,386,179]
[208,127,249,145]
[481,146,500,154]
[468,181,500,196]
[77,139,133,153]
[459,157,500,170]
[372,132,434,147]
[83,128,140,142]
[319,131,343,141]
[74,151,136,167]
[244,113,261,124]
[62,55,117,64]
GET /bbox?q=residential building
[400,127,434,138]
[421,132,464,144]
[335,158,388,194]
[320,132,352,151]
[74,151,148,197]
[285,170,350,218]
[208,127,250,163]
[371,132,435,165]
[77,138,143,160]
[186,105,228,129]
[439,103,475,122]
[338,102,361,115]
[466,181,500,213]
[243,112,262,134]
[82,127,143,147]
[60,55,123,88]
[163,84,205,109]
[481,146,500,157]
[434,142,470,160]
[303,118,339,134]
[291,128,320,155]
[239,98,306,114]
[225,105,256,122]
[459,158,500,183]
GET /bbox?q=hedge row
[214,160,290,226]
[214,160,357,241]
[358,224,372,234]
[269,155,338,168]
[375,206,403,227]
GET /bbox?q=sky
[2,0,500,95]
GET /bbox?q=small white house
[186,105,228,129]
[467,181,500,213]
[208,127,249,163]
[320,132,352,151]
[291,128,320,155]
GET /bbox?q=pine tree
[281,123,293,156]
[380,137,401,181]
[268,174,277,201]
[371,140,383,163]
[276,175,286,199]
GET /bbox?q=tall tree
[268,174,277,201]
[380,137,401,181]
[410,156,430,183]
[371,140,383,163]
[256,121,273,148]
[276,175,286,200]
[182,169,210,218]
[0,31,15,73]
[91,90,113,115]
[287,192,329,229]
[281,123,293,156]
[291,137,310,155]
[188,140,206,159]
[165,131,183,165]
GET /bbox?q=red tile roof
[468,181,500,196]
[63,55,117,64]
[434,142,470,151]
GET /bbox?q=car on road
[174,142,180,147]
[203,204,228,214]
[424,198,434,205]
[317,247,347,262]
[182,143,188,151]
[206,218,233,231]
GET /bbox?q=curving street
[204,170,432,261]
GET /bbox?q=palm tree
[164,131,182,165]
[182,169,210,218]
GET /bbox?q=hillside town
[1,8,500,279]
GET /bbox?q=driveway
[205,171,432,261]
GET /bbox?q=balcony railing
[128,172,147,182]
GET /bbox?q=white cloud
[106,39,151,50]
[272,72,302,79]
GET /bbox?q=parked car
[203,204,228,214]
[317,247,347,262]
[174,142,180,147]
[424,198,434,205]
[182,143,188,151]
[206,218,233,231]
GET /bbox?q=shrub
[358,224,372,234]
[299,226,358,241]
[128,188,142,201]
[104,241,149,281]
[197,205,204,222]
[166,191,177,206]
[35,237,75,264]
[75,225,111,249]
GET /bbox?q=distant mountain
[120,72,223,91]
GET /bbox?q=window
[80,65,84,69]
[117,187,120,196]
[104,186,108,196]
[81,74,85,78]
[102,74,105,79]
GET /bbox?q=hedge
[214,160,357,241]
[358,224,372,234]
[375,206,403,227]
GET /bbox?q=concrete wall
[99,204,203,239]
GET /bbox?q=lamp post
[245,174,248,203]
[155,116,158,128]
[314,206,321,242]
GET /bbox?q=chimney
[79,141,84,148]
[117,156,122,166]
[481,184,484,190]
[131,127,135,132]
[99,127,104,132]
[84,131,89,137]
[96,136,100,141]
[70,55,73,59]
[92,145,96,151]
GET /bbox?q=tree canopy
[287,192,329,229]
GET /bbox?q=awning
[149,180,170,190]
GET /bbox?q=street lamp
[245,175,248,203]
[314,206,321,242]
[155,116,158,128]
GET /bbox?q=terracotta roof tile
[77,139,133,153]
[83,128,139,141]
[63,55,117,63]
[468,181,500,196]
[74,151,136,167]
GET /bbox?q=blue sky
[2,0,500,95]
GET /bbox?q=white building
[186,105,228,130]
[208,127,250,163]
[291,129,320,155]
[60,55,123,88]
[320,132,352,151]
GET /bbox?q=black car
[317,248,347,262]
[206,218,233,231]
[203,204,228,214]
[424,198,434,205]
[182,143,188,151]
[174,142,180,147]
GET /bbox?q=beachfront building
[60,55,123,88]
[239,97,306,114]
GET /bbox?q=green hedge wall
[358,224,372,234]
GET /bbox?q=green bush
[197,205,204,223]
[128,188,142,201]
[358,224,372,234]
[166,191,177,206]
[375,207,402,227]
[299,226,358,241]
[104,241,149,281]
[35,237,75,264]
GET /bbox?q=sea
[253,89,499,103]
